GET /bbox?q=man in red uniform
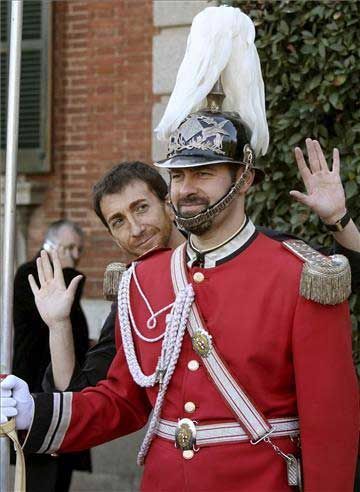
[2,114,358,492]
[2,117,359,491]
[1,5,358,492]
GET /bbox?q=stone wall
[152,0,210,164]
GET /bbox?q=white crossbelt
[156,417,300,447]
[171,244,273,442]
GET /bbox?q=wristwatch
[323,210,351,232]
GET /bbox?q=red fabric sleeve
[292,297,359,491]
[59,316,151,453]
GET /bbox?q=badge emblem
[175,418,197,451]
[168,115,230,157]
[191,329,212,357]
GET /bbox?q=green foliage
[218,0,360,367]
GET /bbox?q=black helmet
[155,109,264,183]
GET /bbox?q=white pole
[1,1,23,490]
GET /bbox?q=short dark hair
[92,161,168,228]
[45,219,84,242]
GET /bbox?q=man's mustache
[177,195,209,207]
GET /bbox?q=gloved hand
[0,375,34,429]
[1,410,9,424]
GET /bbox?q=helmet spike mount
[207,78,225,113]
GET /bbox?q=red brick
[27,0,155,298]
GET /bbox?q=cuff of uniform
[22,392,73,454]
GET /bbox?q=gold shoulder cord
[0,417,26,492]
[282,239,351,305]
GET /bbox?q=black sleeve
[42,302,117,393]
[257,227,360,294]
[332,242,360,294]
[12,262,50,393]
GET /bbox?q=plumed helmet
[155,6,269,162]
[155,109,264,183]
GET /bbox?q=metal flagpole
[1,1,23,490]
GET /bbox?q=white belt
[156,417,299,447]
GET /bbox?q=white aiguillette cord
[117,262,195,465]
[0,417,26,492]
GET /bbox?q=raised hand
[28,250,83,328]
[290,138,347,224]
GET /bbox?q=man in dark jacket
[12,219,91,492]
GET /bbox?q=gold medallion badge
[192,329,212,357]
[175,418,197,451]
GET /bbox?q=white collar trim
[187,218,256,268]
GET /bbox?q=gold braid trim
[103,262,127,301]
[283,239,351,305]
[0,418,26,492]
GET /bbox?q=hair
[92,161,168,228]
[45,219,84,243]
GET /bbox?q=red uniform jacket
[25,233,359,491]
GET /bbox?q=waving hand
[28,250,83,328]
[290,138,346,224]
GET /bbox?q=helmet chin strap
[171,164,251,231]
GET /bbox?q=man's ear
[237,166,255,193]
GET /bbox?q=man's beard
[175,195,213,236]
[180,217,213,235]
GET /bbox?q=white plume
[155,6,269,156]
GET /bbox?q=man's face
[169,164,235,235]
[56,226,84,267]
[100,180,173,259]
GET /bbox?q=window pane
[0,0,51,173]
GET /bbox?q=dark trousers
[355,456,360,492]
[24,454,73,492]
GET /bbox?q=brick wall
[26,0,155,297]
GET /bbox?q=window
[1,0,52,173]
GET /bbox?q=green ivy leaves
[218,0,360,369]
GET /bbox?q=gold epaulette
[282,239,351,305]
[103,262,127,301]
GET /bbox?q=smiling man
[92,162,183,261]
[40,162,185,392]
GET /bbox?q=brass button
[193,272,204,283]
[183,449,194,460]
[187,360,199,371]
[184,401,196,413]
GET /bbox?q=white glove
[1,409,9,424]
[0,375,34,430]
